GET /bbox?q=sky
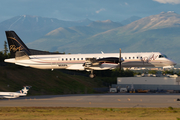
[1,0,180,22]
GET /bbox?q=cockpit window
[159,54,168,58]
[163,55,167,58]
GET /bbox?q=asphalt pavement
[0,93,180,108]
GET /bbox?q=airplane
[0,86,31,99]
[4,31,176,78]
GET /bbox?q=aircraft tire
[89,74,95,78]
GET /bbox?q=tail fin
[21,86,31,95]
[5,31,31,58]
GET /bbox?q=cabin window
[62,58,64,61]
[81,58,83,60]
[133,57,135,59]
[69,58,71,61]
[77,58,79,60]
[129,57,131,59]
[137,57,138,59]
[125,57,127,59]
[140,57,142,59]
[74,58,75,60]
[66,58,68,61]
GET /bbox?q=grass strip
[0,107,180,120]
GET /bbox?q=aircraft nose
[173,61,177,66]
[170,59,176,66]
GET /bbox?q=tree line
[0,41,10,62]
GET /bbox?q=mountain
[1,12,180,64]
[27,20,123,52]
[120,16,141,25]
[81,11,180,62]
[0,15,93,49]
[28,12,180,64]
[75,18,93,26]
[121,11,180,34]
[87,20,122,30]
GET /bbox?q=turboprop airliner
[4,31,176,78]
[0,86,31,99]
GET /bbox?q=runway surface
[0,93,180,108]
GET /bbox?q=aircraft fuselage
[5,52,176,70]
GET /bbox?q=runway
[0,93,180,108]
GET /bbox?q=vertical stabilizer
[18,86,31,96]
[21,86,31,94]
[5,31,31,58]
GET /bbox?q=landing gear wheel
[89,74,95,78]
[89,70,95,78]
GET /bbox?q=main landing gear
[89,70,95,78]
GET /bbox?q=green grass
[0,107,180,120]
[0,65,133,95]
[0,66,101,95]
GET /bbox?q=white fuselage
[5,52,176,70]
[0,92,26,98]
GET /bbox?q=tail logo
[22,87,28,94]
[8,37,26,52]
[10,45,23,52]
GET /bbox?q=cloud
[53,10,59,14]
[153,0,180,4]
[96,8,105,14]
[125,2,129,5]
